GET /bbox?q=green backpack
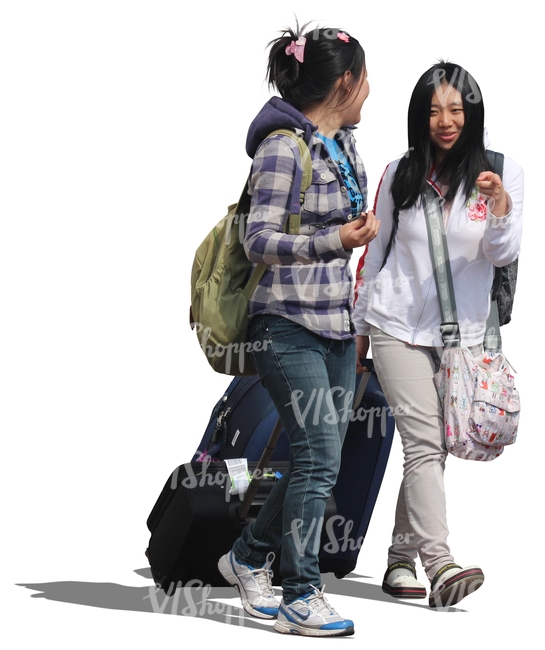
[190,129,313,376]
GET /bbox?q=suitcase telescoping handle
[236,417,284,522]
[235,368,372,523]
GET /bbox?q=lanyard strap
[422,184,502,352]
[422,185,460,348]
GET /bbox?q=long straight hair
[382,62,495,264]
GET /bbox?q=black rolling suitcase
[146,420,336,592]
[146,419,284,593]
[192,360,395,579]
[146,462,286,592]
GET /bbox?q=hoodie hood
[246,96,316,158]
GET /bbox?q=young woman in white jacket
[353,62,523,608]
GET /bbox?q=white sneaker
[429,563,485,608]
[382,562,426,599]
[274,586,354,637]
[218,551,280,619]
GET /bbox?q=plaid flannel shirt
[244,128,368,339]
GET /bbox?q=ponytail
[267,21,365,112]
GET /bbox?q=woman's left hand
[476,171,510,217]
[356,335,370,374]
[339,210,380,250]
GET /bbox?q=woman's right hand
[340,210,380,250]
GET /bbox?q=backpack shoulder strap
[485,149,506,301]
[486,149,504,178]
[241,130,312,298]
[484,149,505,349]
[266,128,313,235]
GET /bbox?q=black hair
[382,62,495,265]
[393,61,492,209]
[267,21,366,112]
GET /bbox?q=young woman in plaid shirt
[218,23,379,637]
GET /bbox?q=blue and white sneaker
[274,586,354,637]
[218,551,280,619]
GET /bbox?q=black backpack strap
[486,149,504,178]
[486,150,506,301]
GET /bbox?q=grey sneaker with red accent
[429,563,485,608]
[382,562,427,599]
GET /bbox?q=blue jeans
[232,315,355,603]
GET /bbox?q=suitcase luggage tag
[224,458,251,495]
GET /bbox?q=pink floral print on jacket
[466,189,488,222]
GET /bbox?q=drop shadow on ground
[16,567,465,631]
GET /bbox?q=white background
[1,1,539,647]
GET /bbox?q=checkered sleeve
[244,135,350,265]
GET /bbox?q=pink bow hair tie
[285,36,306,63]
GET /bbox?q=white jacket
[353,155,523,347]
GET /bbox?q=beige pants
[370,325,482,581]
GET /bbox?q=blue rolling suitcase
[192,375,291,463]
[194,360,395,578]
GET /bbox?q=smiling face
[429,83,465,164]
